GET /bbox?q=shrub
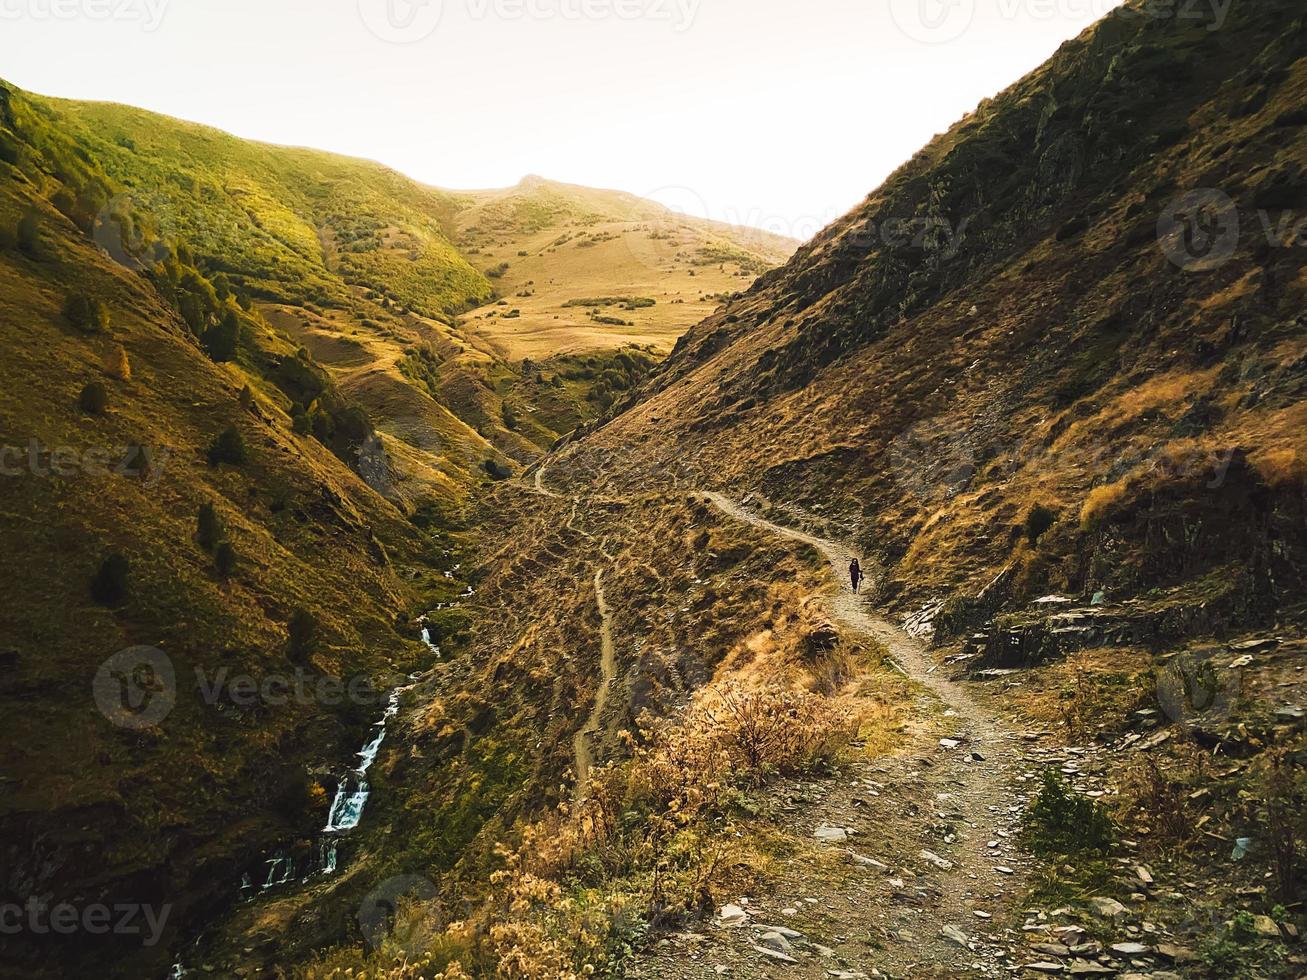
[1080,480,1128,530]
[214,541,237,579]
[291,412,311,436]
[239,385,254,410]
[1024,503,1057,544]
[202,310,240,362]
[63,292,111,333]
[78,381,108,414]
[484,458,512,481]
[287,608,319,661]
[207,426,247,466]
[196,503,224,552]
[91,553,130,606]
[104,344,131,381]
[1024,769,1113,855]
[710,682,851,781]
[16,210,41,258]
[1263,749,1306,902]
[1119,757,1192,847]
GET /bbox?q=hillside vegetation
[0,78,473,979]
[453,176,796,360]
[274,2,1307,978]
[16,96,794,511]
[0,75,794,979]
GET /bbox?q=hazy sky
[0,0,1122,238]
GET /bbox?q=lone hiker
[849,558,863,593]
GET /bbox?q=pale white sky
[0,0,1122,238]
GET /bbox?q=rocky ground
[623,496,1305,979]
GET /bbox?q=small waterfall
[168,662,431,977]
[420,624,442,657]
[323,685,405,832]
[261,850,296,890]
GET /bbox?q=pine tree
[207,426,247,466]
[78,381,109,414]
[197,503,224,552]
[214,541,237,579]
[203,309,240,362]
[287,608,319,662]
[91,553,129,606]
[16,210,41,258]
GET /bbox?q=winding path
[573,568,618,800]
[700,492,1028,976]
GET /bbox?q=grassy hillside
[17,97,796,509]
[0,80,482,978]
[454,175,797,361]
[251,3,1307,977]
[49,98,490,318]
[0,77,796,979]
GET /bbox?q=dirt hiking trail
[574,567,618,800]
[627,493,1036,979]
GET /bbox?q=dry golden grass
[451,180,795,360]
[1252,447,1307,488]
[1080,479,1129,529]
[1004,645,1153,736]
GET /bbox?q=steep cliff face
[554,0,1307,639]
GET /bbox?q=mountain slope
[274,4,1307,978]
[22,95,796,508]
[452,175,797,360]
[560,0,1307,628]
[50,97,490,318]
[0,82,475,979]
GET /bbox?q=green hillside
[49,97,491,318]
[0,78,479,979]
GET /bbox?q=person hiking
[849,558,863,593]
